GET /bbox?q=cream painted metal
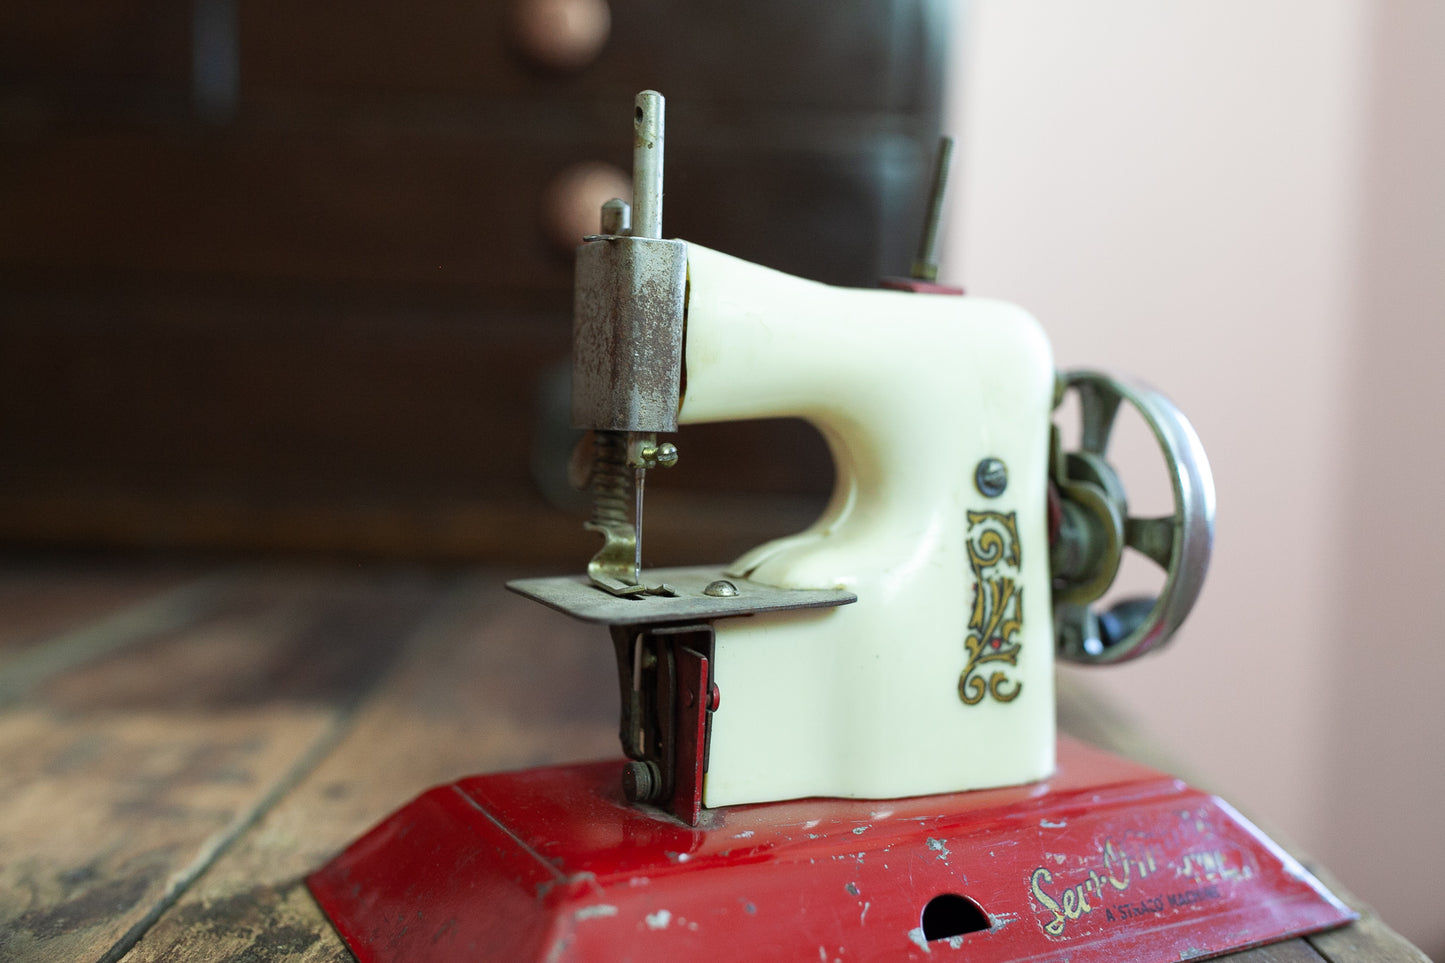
[677,244,1058,806]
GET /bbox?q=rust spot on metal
[571,237,686,432]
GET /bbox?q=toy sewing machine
[310,91,1353,961]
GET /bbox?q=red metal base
[308,738,1352,962]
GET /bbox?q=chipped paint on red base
[308,738,1354,963]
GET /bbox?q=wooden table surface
[0,557,1426,962]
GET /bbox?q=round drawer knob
[542,161,631,252]
[510,0,611,72]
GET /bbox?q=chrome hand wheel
[1051,370,1215,664]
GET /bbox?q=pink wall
[946,1,1443,955]
[1320,0,1445,948]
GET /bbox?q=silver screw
[975,458,1008,497]
[640,442,679,469]
[703,579,739,597]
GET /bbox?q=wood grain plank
[122,578,618,962]
[1215,940,1327,962]
[1308,912,1433,963]
[0,560,197,668]
[0,576,232,713]
[0,568,448,963]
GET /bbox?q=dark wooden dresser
[0,1,946,565]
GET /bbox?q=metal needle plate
[507,566,856,625]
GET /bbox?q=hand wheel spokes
[1123,514,1175,570]
[1077,378,1124,456]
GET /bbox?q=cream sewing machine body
[681,244,1056,806]
[512,89,1215,820]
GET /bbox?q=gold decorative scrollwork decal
[959,510,1023,705]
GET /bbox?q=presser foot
[308,738,1353,963]
[508,566,857,824]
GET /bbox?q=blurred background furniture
[0,0,946,564]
